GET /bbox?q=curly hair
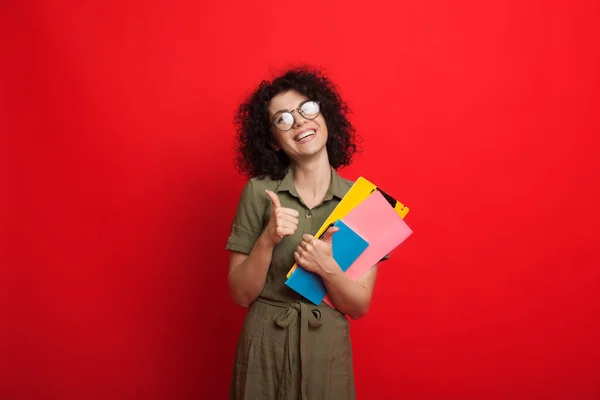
[233,66,359,181]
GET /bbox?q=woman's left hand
[294,226,340,276]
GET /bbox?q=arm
[293,227,379,320]
[321,263,378,320]
[227,234,274,307]
[228,190,299,307]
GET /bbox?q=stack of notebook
[284,177,413,308]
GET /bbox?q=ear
[270,134,281,151]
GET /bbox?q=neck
[290,152,332,207]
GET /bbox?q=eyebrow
[271,109,288,118]
[270,100,309,118]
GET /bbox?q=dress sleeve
[225,179,266,255]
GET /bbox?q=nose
[292,109,308,128]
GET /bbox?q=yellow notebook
[286,177,409,278]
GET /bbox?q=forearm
[320,261,373,320]
[228,234,274,307]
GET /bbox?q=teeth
[296,130,315,141]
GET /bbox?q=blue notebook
[285,219,369,305]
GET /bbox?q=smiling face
[268,90,329,164]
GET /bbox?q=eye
[279,113,294,125]
[301,101,319,116]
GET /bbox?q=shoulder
[339,176,354,192]
[238,175,282,207]
[243,175,282,195]
[331,168,355,199]
[246,175,281,191]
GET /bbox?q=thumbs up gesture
[263,190,300,247]
[294,225,341,275]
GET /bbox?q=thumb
[265,190,281,209]
[321,226,340,245]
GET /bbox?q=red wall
[3,1,599,399]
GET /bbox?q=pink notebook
[323,190,413,308]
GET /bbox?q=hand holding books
[285,177,413,308]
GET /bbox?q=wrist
[319,257,342,279]
[256,232,276,251]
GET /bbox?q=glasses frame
[271,100,321,132]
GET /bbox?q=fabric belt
[255,297,324,400]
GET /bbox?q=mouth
[293,128,317,142]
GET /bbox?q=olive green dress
[226,166,356,400]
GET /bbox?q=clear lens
[300,101,319,118]
[274,112,294,130]
[272,101,320,131]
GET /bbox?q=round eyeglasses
[271,100,320,132]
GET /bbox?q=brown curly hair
[233,66,359,180]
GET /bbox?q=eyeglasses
[271,100,320,132]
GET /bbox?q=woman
[226,66,381,400]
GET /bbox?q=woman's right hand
[262,190,299,247]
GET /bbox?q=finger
[284,228,297,236]
[286,223,298,233]
[302,234,315,243]
[278,207,300,218]
[278,227,296,237]
[265,190,281,209]
[321,226,340,245]
[277,220,297,232]
[276,209,299,222]
[279,214,299,226]
[294,249,307,265]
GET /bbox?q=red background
[3,0,600,399]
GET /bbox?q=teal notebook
[285,219,369,305]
